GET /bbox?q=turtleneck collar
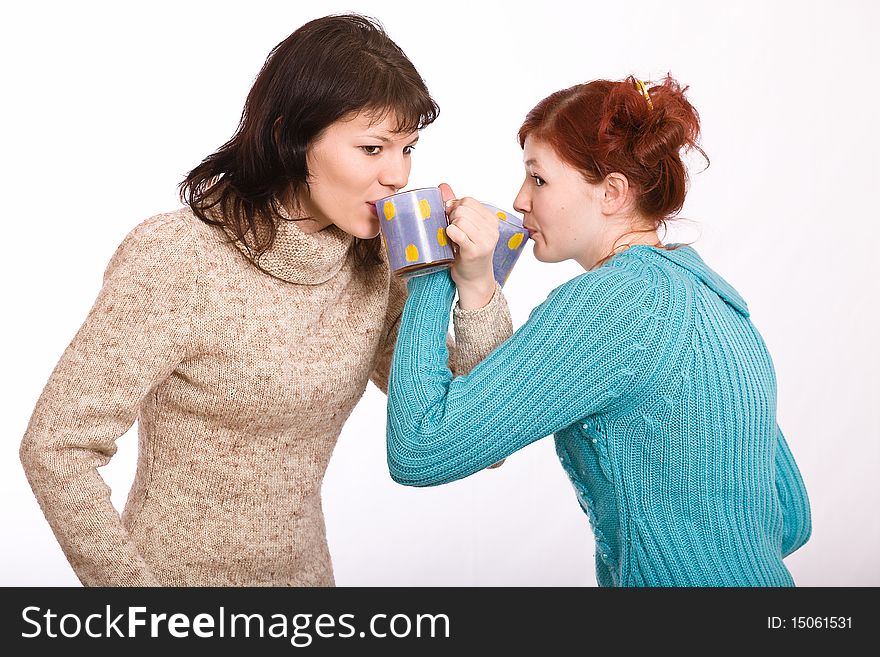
[224,201,355,285]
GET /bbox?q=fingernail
[445,199,453,208]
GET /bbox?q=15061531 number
[792,617,852,629]
[768,616,853,629]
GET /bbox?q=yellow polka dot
[383,201,396,221]
[405,244,419,262]
[437,227,448,247]
[507,232,524,250]
[496,211,507,221]
[418,198,432,220]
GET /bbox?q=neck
[282,191,333,235]
[294,216,332,235]
[223,195,354,284]
[610,228,661,251]
[583,224,661,271]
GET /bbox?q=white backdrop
[2,0,877,586]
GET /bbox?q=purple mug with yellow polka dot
[482,204,529,287]
[375,187,454,278]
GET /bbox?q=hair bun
[626,75,702,168]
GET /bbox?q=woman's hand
[439,183,499,310]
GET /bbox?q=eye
[531,175,546,187]
[403,144,416,155]
[360,145,382,156]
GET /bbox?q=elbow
[19,431,43,477]
[790,485,813,555]
[19,430,57,493]
[386,448,439,488]
[386,448,412,486]
[386,397,455,487]
[799,520,813,551]
[388,468,444,488]
[786,514,812,557]
[782,529,811,559]
[388,466,425,488]
[781,503,813,557]
[20,429,92,483]
[386,430,444,488]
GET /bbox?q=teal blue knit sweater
[387,245,811,586]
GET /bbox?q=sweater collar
[227,202,354,285]
[622,244,750,317]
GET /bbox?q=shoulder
[530,253,691,341]
[597,247,696,315]
[116,206,200,250]
[547,260,657,309]
[105,207,203,281]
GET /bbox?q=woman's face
[299,110,419,238]
[513,136,609,270]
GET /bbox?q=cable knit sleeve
[19,214,199,586]
[774,424,812,557]
[387,268,669,486]
[369,272,513,394]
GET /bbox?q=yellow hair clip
[634,78,653,111]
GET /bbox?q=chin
[363,219,381,239]
[354,223,381,240]
[532,245,559,264]
[341,212,380,239]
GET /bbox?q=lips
[523,226,537,238]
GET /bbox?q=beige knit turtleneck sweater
[20,205,513,586]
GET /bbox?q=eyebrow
[524,158,538,167]
[362,134,420,144]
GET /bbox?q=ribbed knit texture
[387,245,811,586]
[20,206,513,586]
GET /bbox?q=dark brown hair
[518,74,707,241]
[179,14,439,269]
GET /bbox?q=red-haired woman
[387,75,811,586]
[20,14,510,586]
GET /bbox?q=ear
[601,173,630,215]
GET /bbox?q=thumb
[438,182,457,205]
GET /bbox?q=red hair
[518,74,707,228]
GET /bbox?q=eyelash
[531,175,546,187]
[360,145,416,156]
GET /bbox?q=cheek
[355,168,382,200]
[316,152,372,199]
[336,165,367,199]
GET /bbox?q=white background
[2,0,877,586]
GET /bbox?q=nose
[513,180,530,215]
[379,152,410,192]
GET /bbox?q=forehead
[522,136,561,167]
[333,110,419,140]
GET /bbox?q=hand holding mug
[440,183,499,310]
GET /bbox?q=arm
[19,214,198,586]
[369,271,513,394]
[775,424,812,557]
[387,268,669,486]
